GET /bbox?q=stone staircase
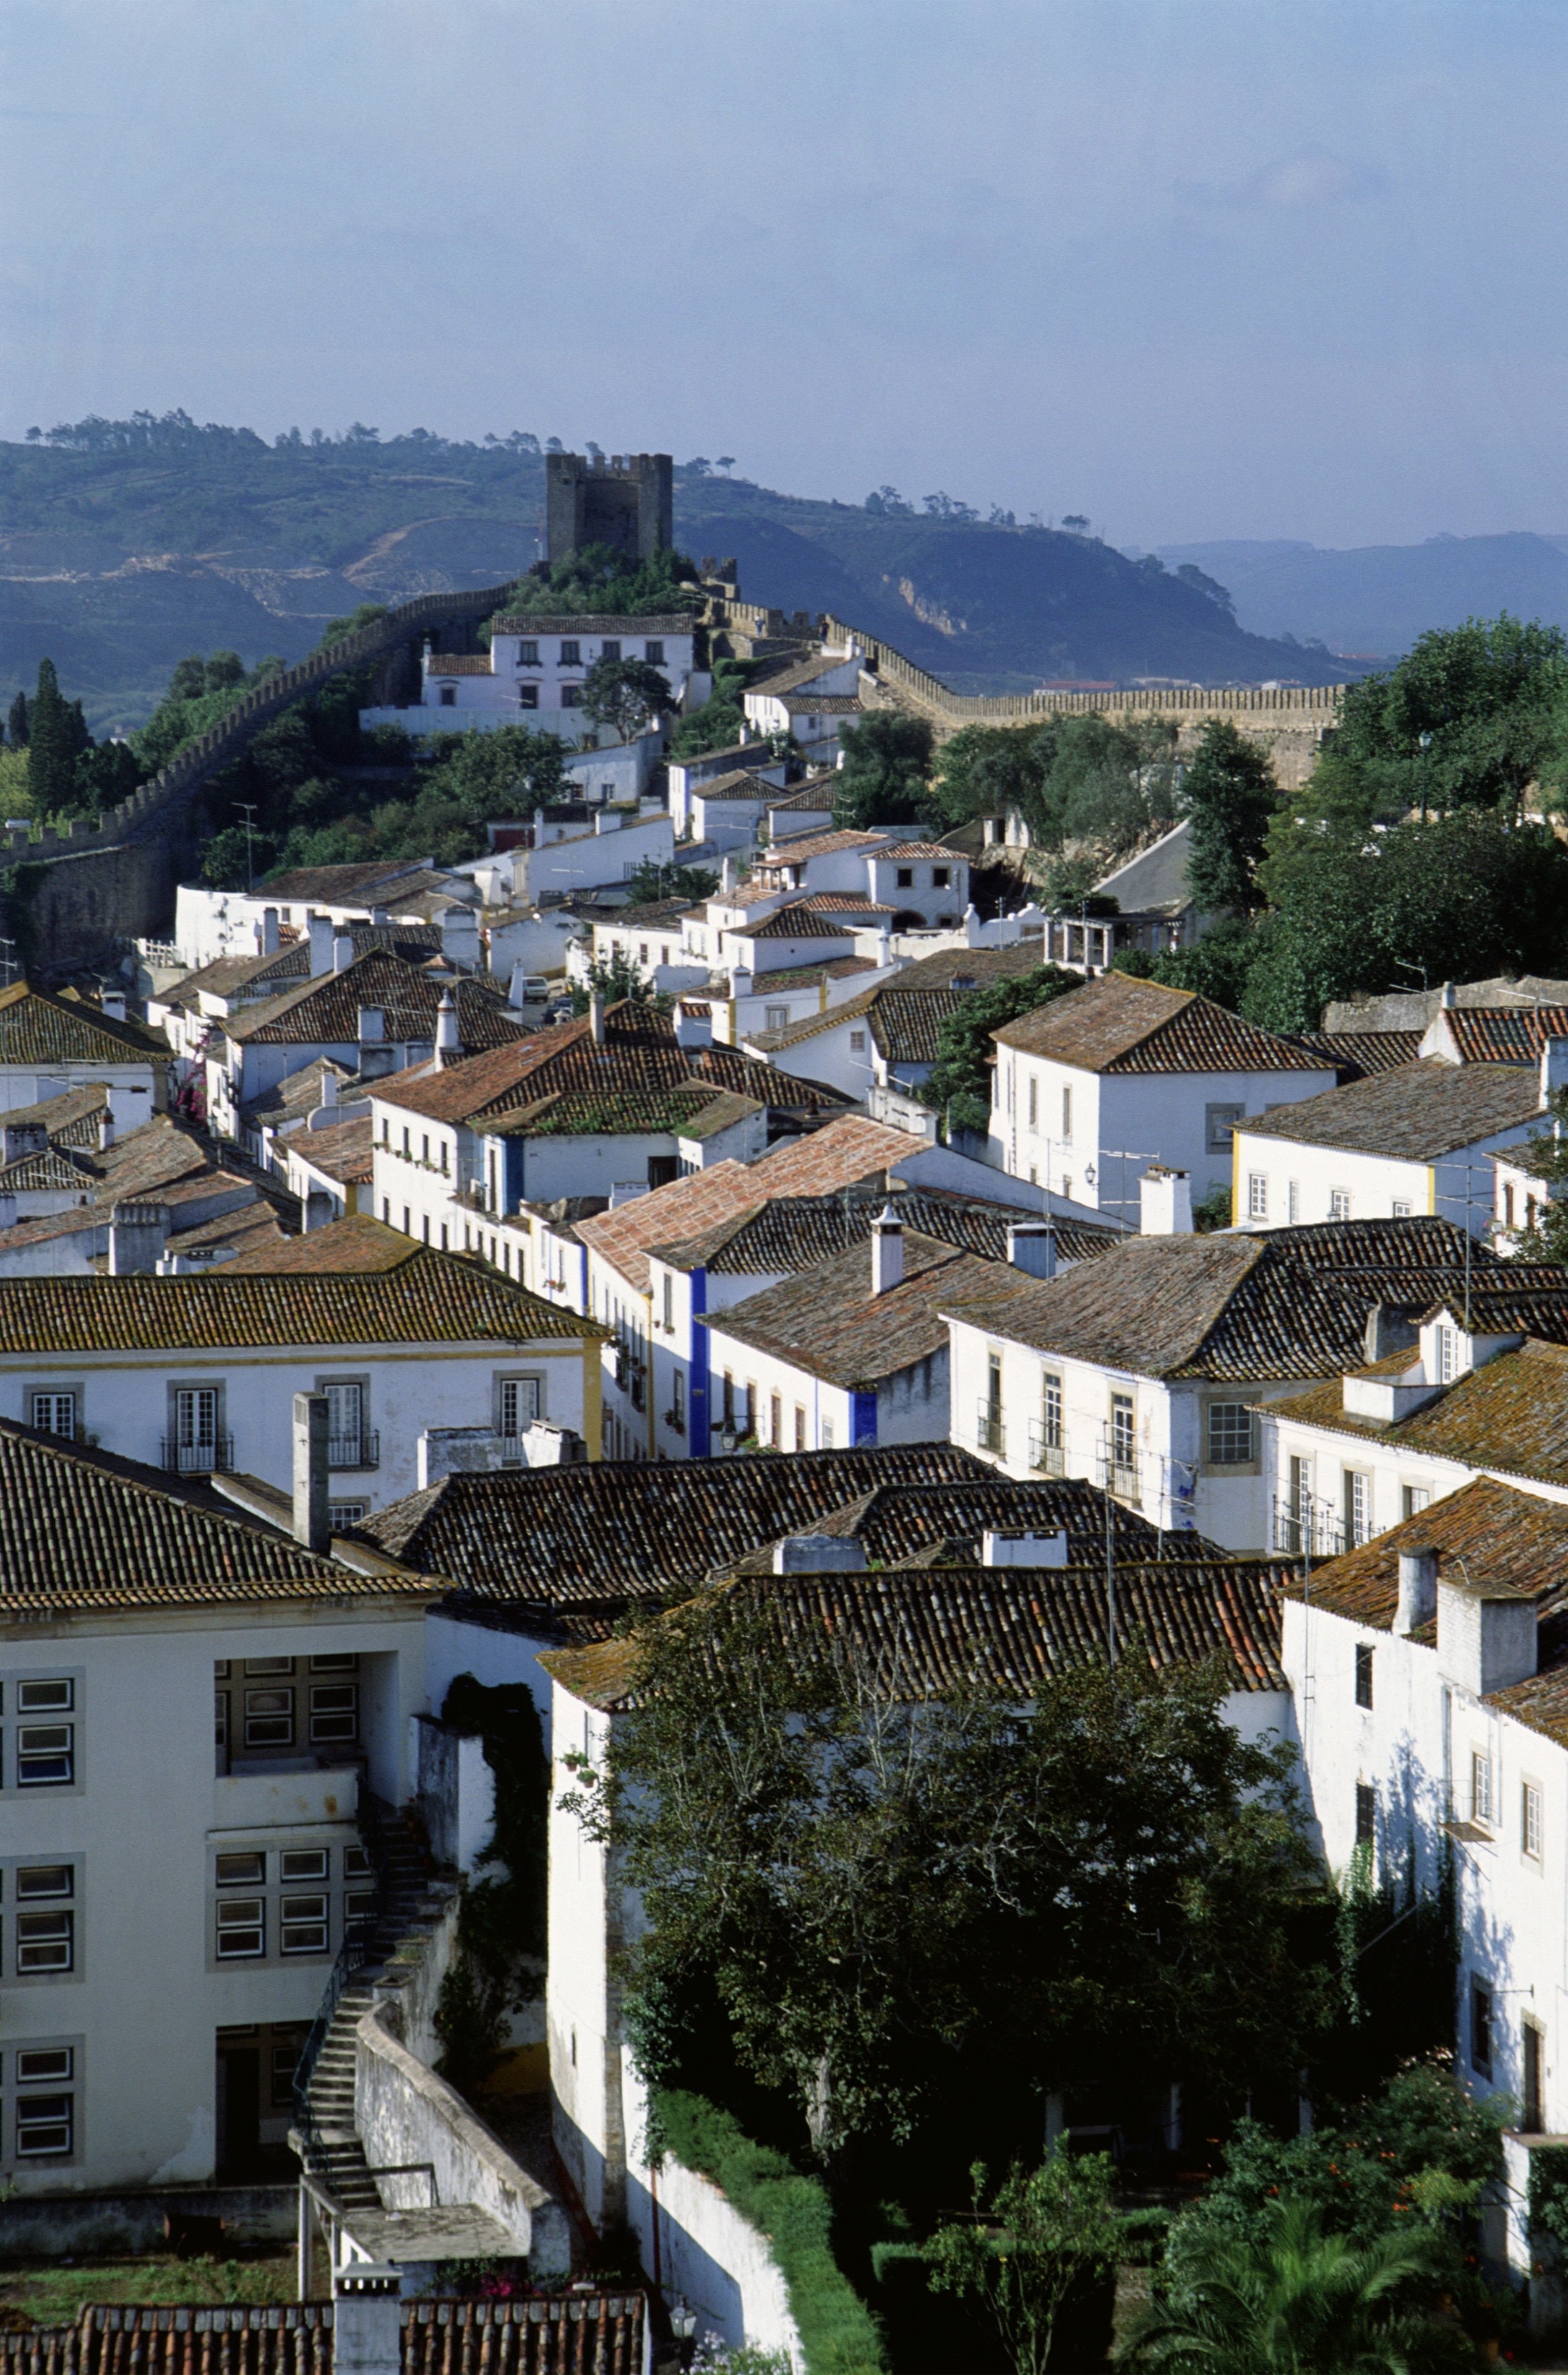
[294,1802,450,2217]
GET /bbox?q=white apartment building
[174,864,477,972]
[361,614,703,747]
[1232,1050,1553,1236]
[0,1235,607,1515]
[988,972,1336,1220]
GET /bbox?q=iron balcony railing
[327,1431,380,1471]
[162,1434,234,1475]
[1027,1419,1066,1477]
[1272,1497,1349,1559]
[976,1400,1005,1457]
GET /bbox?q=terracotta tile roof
[0,1116,232,1212]
[1268,1337,1568,1488]
[894,946,1054,991]
[1290,1030,1424,1078]
[993,970,1329,1076]
[709,1228,1040,1388]
[873,841,969,862]
[941,1219,1511,1384]
[223,954,528,1051]
[155,1203,288,1265]
[425,654,495,676]
[1441,1006,1568,1063]
[688,769,779,802]
[597,898,691,930]
[0,2296,646,2375]
[1292,1475,1568,1635]
[672,1189,1115,1280]
[492,610,696,633]
[746,655,854,698]
[259,861,444,902]
[1240,1059,1541,1158]
[768,781,840,811]
[800,893,898,915]
[732,957,878,991]
[0,1420,438,1615]
[288,1115,375,1185]
[241,1057,361,1126]
[717,1477,1229,1573]
[756,829,889,865]
[780,692,861,714]
[1411,1282,1568,1336]
[0,1146,93,1194]
[1,1082,114,1142]
[742,904,857,941]
[576,1160,763,1293]
[0,981,170,1067]
[213,1212,465,1276]
[541,1559,1290,1711]
[161,946,311,1007]
[362,1442,996,1607]
[0,1237,603,1348]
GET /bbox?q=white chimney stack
[589,993,606,1046]
[333,2266,401,2375]
[308,914,335,975]
[773,1534,868,1573]
[870,1203,904,1294]
[98,1106,115,1152]
[100,988,127,1024]
[333,933,356,974]
[674,1000,713,1050]
[319,1068,338,1113]
[721,855,740,895]
[434,988,460,1066]
[108,1202,168,1275]
[730,965,753,1004]
[262,906,280,955]
[292,1392,330,1554]
[982,1529,1068,1568]
[1395,1544,1437,1634]
[1007,1219,1056,1278]
[1141,1166,1194,1236]
[1540,1035,1568,1109]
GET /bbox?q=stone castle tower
[545,451,674,568]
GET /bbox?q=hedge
[653,2089,886,2375]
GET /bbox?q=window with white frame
[1437,1325,1457,1384]
[1524,1780,1544,1861]
[1345,1470,1372,1547]
[1330,1188,1352,1220]
[499,1376,541,1440]
[323,1380,366,1466]
[15,1865,74,1972]
[765,1006,789,1032]
[1392,1200,1411,1218]
[1206,1103,1243,1154]
[17,1679,74,1786]
[15,2051,74,2157]
[1027,1076,1038,1131]
[1061,1085,1073,1142]
[1041,1371,1062,1450]
[1207,1403,1254,1465]
[216,1896,265,1958]
[1110,1393,1135,1473]
[1288,1181,1301,1223]
[1472,1748,1493,1826]
[849,1030,867,1055]
[1402,1483,1431,1519]
[29,1392,75,1439]
[662,1273,674,1332]
[1247,1174,1267,1221]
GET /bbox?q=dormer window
[1437,1324,1457,1383]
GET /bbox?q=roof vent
[773,1534,867,1573]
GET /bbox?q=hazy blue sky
[2,0,1564,547]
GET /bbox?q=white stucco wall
[1233,1119,1539,1236]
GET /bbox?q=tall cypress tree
[26,659,82,814]
[6,690,28,748]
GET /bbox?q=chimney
[1437,1577,1537,1697]
[1540,1035,1568,1108]
[1364,1301,1418,1364]
[308,914,335,976]
[333,934,356,974]
[434,988,460,1066]
[721,855,740,895]
[0,1192,15,1232]
[1140,1166,1194,1236]
[773,1533,867,1573]
[357,1006,385,1045]
[370,907,391,926]
[1395,1544,1437,1633]
[333,2266,402,2375]
[262,906,280,955]
[108,1201,168,1275]
[319,1068,338,1113]
[98,1106,115,1152]
[292,1392,330,1553]
[1007,1219,1056,1279]
[871,1203,904,1293]
[983,1529,1068,1568]
[674,1001,713,1050]
[100,989,127,1024]
[589,993,606,1046]
[1440,980,1457,1010]
[729,965,753,1004]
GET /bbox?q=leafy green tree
[832,709,936,829]
[919,965,1078,1134]
[1182,719,1279,912]
[567,951,658,1013]
[1126,2197,1470,2374]
[927,2153,1120,2375]
[625,857,718,904]
[203,824,277,889]
[580,654,674,743]
[1502,1090,1568,1261]
[74,737,144,815]
[26,658,88,813]
[572,1589,1324,2164]
[505,543,702,620]
[928,723,1051,834]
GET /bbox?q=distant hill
[1153,532,1568,659]
[0,419,1347,731]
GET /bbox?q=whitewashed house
[174,863,478,972]
[360,613,702,751]
[0,1225,607,1517]
[988,971,1336,1219]
[0,982,169,1120]
[743,942,1050,1101]
[0,1410,437,2193]
[1232,1045,1557,1235]
[941,1204,1516,1551]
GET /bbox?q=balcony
[328,1431,380,1472]
[163,1434,234,1476]
[1107,1457,1141,1505]
[976,1401,1005,1457]
[1027,1420,1065,1478]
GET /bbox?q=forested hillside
[0,413,1343,729]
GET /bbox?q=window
[1355,1782,1375,1847]
[244,1688,294,1750]
[1027,1076,1038,1131]
[1437,1325,1457,1384]
[821,1419,834,1449]
[324,1380,364,1467]
[281,1894,330,1954]
[499,1376,541,1439]
[765,1006,790,1031]
[216,1852,265,1887]
[896,868,914,888]
[645,641,664,664]
[560,683,581,708]
[1392,1200,1411,1218]
[1206,1103,1244,1154]
[1288,1455,1311,1554]
[30,1392,75,1439]
[216,1898,265,1958]
[932,867,950,888]
[171,1387,220,1473]
[794,1404,805,1453]
[559,640,581,666]
[17,2048,71,2082]
[849,1030,867,1055]
[1355,1645,1374,1709]
[517,683,539,709]
[1207,1403,1254,1465]
[17,1865,72,1899]
[770,1393,782,1450]
[1344,1470,1371,1547]
[517,640,539,666]
[17,1909,73,1971]
[17,2091,72,2156]
[1042,1371,1063,1450]
[1471,1977,1493,2075]
[1329,1188,1352,1220]
[309,1683,358,1745]
[1524,1781,1544,1860]
[1288,1181,1300,1224]
[601,640,622,663]
[1111,1393,1135,1472]
[1061,1085,1073,1142]
[1247,1173,1267,1221]
[1402,1483,1430,1519]
[17,1679,72,1713]
[662,1273,674,1332]
[670,1369,685,1433]
[439,687,456,708]
[17,1680,74,1786]
[1472,1749,1493,1826]
[1525,2021,1544,2133]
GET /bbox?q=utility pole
[236,803,259,895]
